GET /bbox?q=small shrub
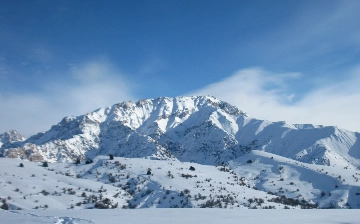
[41,190,49,196]
[109,176,116,183]
[181,173,195,179]
[0,201,9,210]
[94,198,118,209]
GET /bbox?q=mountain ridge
[0,96,359,169]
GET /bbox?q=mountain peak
[0,130,25,147]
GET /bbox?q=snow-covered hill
[0,96,360,211]
[0,152,359,210]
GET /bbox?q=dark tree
[85,158,93,164]
[147,168,152,175]
[75,158,80,166]
[1,200,9,210]
[189,166,195,171]
[109,154,114,160]
[247,159,253,163]
[42,161,48,167]
[19,163,24,167]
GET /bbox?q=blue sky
[1,0,360,136]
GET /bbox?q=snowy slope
[0,152,359,211]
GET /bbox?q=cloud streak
[191,67,360,133]
[235,1,360,72]
[0,60,136,137]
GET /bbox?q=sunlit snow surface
[1,153,360,211]
[1,209,359,224]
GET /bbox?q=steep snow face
[0,96,359,169]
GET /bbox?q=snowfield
[1,209,359,224]
[1,152,359,211]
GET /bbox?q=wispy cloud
[191,67,360,133]
[236,1,360,70]
[0,60,136,137]
[139,55,167,75]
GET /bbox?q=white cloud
[0,61,136,137]
[191,67,360,133]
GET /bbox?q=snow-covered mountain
[1,96,360,211]
[1,96,359,169]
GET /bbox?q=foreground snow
[1,153,360,210]
[1,209,359,224]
